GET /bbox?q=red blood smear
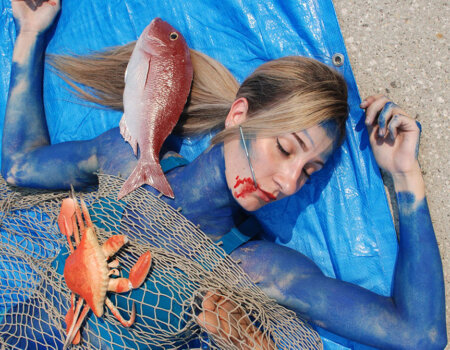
[233,176,276,201]
[49,1,57,5]
[234,176,257,198]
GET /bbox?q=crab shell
[63,227,110,317]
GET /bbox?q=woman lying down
[2,0,446,349]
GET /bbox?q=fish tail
[117,160,174,200]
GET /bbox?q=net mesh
[0,174,322,349]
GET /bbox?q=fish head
[141,17,189,58]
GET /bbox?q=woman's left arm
[361,95,447,345]
[231,96,447,349]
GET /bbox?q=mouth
[256,187,277,203]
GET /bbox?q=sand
[333,0,449,341]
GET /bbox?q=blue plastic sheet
[0,0,399,348]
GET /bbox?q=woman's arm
[232,96,446,349]
[2,0,100,189]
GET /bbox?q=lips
[256,187,276,202]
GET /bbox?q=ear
[225,97,249,128]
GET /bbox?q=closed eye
[276,138,290,156]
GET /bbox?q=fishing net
[0,173,322,349]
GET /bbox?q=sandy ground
[333,0,449,341]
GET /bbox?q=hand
[361,95,422,177]
[12,0,60,34]
[195,291,275,349]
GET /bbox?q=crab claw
[129,252,152,289]
[58,198,75,237]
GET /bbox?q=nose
[273,162,305,196]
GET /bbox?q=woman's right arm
[2,0,99,189]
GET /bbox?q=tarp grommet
[332,53,344,67]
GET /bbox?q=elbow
[413,335,447,350]
[1,159,18,186]
[425,330,448,350]
[397,324,448,350]
[1,157,25,187]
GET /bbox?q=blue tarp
[0,0,398,348]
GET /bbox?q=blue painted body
[1,3,447,349]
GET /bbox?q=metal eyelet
[332,53,344,67]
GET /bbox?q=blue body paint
[302,129,315,146]
[377,102,397,136]
[3,27,446,349]
[233,190,447,348]
[160,143,244,240]
[415,121,422,160]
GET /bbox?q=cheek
[248,139,272,168]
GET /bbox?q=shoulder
[92,127,138,178]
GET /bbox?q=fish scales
[118,18,193,200]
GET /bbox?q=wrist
[391,165,425,199]
[13,30,46,64]
[17,29,45,40]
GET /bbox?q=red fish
[118,18,193,200]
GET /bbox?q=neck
[163,144,244,240]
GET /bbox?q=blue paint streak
[162,144,245,239]
[230,191,447,349]
[377,102,397,136]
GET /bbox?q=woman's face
[224,98,338,212]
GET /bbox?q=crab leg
[108,259,120,268]
[105,298,136,327]
[71,209,81,246]
[102,235,129,257]
[62,216,75,253]
[64,297,84,348]
[64,301,90,349]
[107,252,152,294]
[79,197,93,228]
[64,294,81,345]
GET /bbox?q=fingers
[361,95,415,136]
[359,94,384,109]
[363,95,392,127]
[385,113,418,142]
[195,291,274,349]
[377,101,400,137]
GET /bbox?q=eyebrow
[292,133,309,151]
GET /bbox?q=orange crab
[57,192,152,348]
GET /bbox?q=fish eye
[169,32,179,41]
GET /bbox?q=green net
[0,174,322,349]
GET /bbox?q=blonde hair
[212,56,348,145]
[48,44,348,144]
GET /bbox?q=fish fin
[143,54,154,88]
[119,116,138,156]
[117,159,174,200]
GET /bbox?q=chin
[236,197,265,212]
